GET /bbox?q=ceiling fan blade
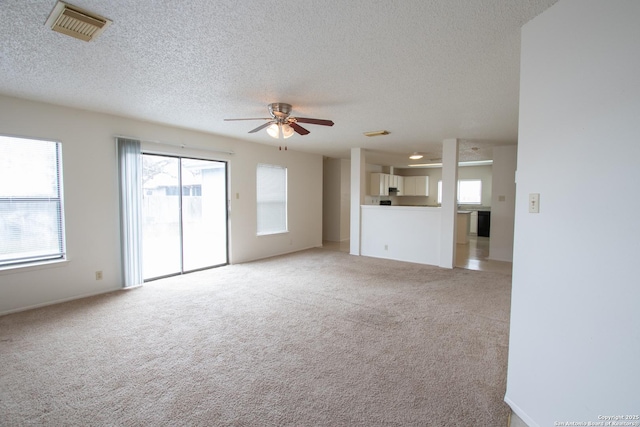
[290,122,310,135]
[248,121,275,133]
[294,117,334,126]
[224,118,271,121]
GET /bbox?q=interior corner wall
[489,145,516,262]
[505,0,640,425]
[323,157,342,242]
[0,95,323,314]
[339,159,351,241]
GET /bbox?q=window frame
[457,179,482,205]
[0,135,66,269]
[256,163,288,236]
[437,179,483,205]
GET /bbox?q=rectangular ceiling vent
[45,1,112,42]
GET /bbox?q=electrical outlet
[95,271,103,280]
[529,193,540,213]
[384,244,388,251]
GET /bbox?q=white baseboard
[0,286,123,316]
[505,396,539,427]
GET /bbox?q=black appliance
[380,200,392,205]
[477,210,491,237]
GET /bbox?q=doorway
[141,154,228,280]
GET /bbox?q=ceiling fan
[224,103,334,139]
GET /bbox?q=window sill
[0,259,70,276]
[257,231,289,237]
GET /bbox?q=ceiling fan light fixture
[267,122,294,139]
[282,123,294,139]
[409,152,423,160]
[267,123,280,139]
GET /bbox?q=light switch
[529,193,540,213]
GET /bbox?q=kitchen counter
[364,205,440,211]
[360,205,442,265]
[359,205,474,265]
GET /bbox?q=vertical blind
[256,163,287,235]
[0,135,65,267]
[117,137,143,287]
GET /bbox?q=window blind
[0,135,65,267]
[256,163,287,235]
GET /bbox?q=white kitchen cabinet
[389,174,404,195]
[402,176,429,196]
[457,212,471,244]
[415,176,428,196]
[395,175,404,195]
[370,173,390,196]
[404,176,416,195]
[469,211,478,235]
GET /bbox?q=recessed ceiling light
[363,130,390,137]
[409,152,423,160]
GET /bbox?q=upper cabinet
[370,172,390,196]
[402,176,429,196]
[369,173,427,196]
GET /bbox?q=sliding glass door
[142,154,227,280]
[181,158,227,271]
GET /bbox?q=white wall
[323,158,342,242]
[339,159,351,241]
[361,206,441,265]
[505,0,640,425]
[0,95,322,314]
[322,157,351,242]
[489,145,516,262]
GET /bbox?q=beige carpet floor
[0,248,512,426]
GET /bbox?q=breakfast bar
[360,205,443,265]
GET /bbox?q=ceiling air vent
[45,1,112,42]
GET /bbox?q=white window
[458,179,482,204]
[437,179,482,205]
[0,135,66,267]
[256,164,287,235]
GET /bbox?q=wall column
[439,138,459,268]
[349,148,365,255]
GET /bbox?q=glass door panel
[142,155,182,279]
[181,158,227,271]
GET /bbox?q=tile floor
[455,235,512,273]
[322,235,512,274]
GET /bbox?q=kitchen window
[458,179,482,204]
[0,135,66,268]
[437,179,482,205]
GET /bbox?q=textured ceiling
[0,0,558,166]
